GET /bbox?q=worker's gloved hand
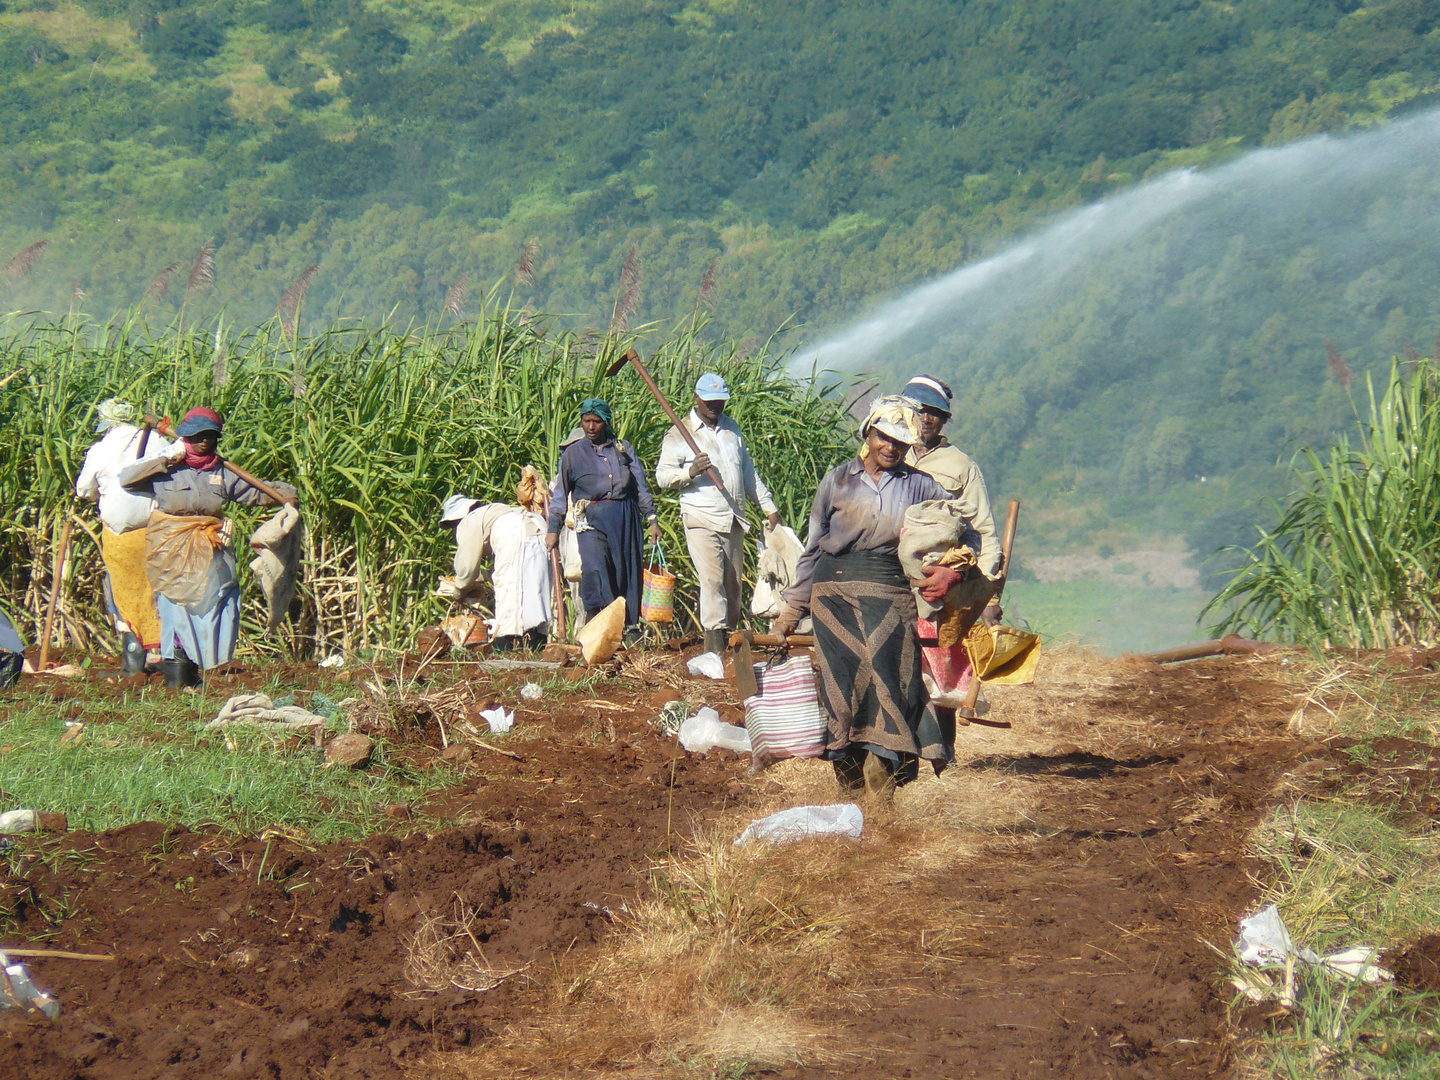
[688,452,713,479]
[165,443,187,464]
[544,532,560,552]
[919,564,963,603]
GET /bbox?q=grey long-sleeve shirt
[783,457,949,617]
[118,457,295,516]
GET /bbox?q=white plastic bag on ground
[678,707,751,753]
[0,954,59,1019]
[1231,903,1390,1003]
[735,803,864,847]
[686,652,725,680]
[479,706,514,733]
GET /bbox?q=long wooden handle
[1000,498,1020,579]
[621,350,726,492]
[961,499,1022,713]
[550,547,567,639]
[38,516,73,672]
[144,415,296,507]
[728,632,814,647]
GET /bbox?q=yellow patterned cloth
[101,526,162,648]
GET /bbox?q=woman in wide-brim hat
[544,397,660,638]
[775,396,968,793]
[119,407,297,687]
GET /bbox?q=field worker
[74,398,175,674]
[119,407,297,688]
[655,373,782,656]
[545,398,660,642]
[774,396,964,794]
[441,466,554,651]
[902,375,1004,711]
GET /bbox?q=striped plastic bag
[743,654,827,772]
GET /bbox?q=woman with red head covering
[119,407,297,687]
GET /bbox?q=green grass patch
[0,681,459,842]
[1235,797,1440,1077]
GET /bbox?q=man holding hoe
[655,373,782,656]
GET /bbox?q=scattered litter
[479,706,514,733]
[477,658,561,672]
[318,653,345,669]
[650,699,689,734]
[678,707,751,753]
[58,722,85,747]
[205,693,328,731]
[686,652,726,680]
[307,691,351,720]
[520,682,543,700]
[576,596,625,665]
[735,803,865,847]
[581,900,616,917]
[34,663,86,679]
[0,810,36,834]
[0,953,60,1019]
[1231,903,1391,1004]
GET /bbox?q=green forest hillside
[1,0,1436,334]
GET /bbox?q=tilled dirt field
[0,650,1433,1079]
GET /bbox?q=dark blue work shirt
[547,436,657,533]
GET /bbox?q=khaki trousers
[683,520,745,631]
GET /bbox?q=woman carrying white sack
[440,466,553,651]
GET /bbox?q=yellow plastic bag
[964,621,1042,686]
[576,596,626,666]
[145,511,226,607]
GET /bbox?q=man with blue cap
[902,375,1000,578]
[901,375,1004,722]
[656,373,781,655]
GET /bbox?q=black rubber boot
[119,633,146,676]
[162,657,202,690]
[0,651,21,690]
[703,628,727,656]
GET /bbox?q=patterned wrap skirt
[810,550,953,772]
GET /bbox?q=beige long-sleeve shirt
[655,410,778,533]
[906,439,1002,578]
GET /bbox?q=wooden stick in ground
[605,348,726,491]
[142,414,297,507]
[471,739,523,762]
[550,547,567,640]
[0,948,114,961]
[959,498,1021,718]
[37,515,73,672]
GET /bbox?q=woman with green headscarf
[545,397,660,635]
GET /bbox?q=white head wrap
[95,398,135,434]
[860,394,922,447]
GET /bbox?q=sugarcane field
[0,305,1436,1080]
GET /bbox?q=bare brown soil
[0,650,1430,1079]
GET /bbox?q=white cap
[441,494,481,524]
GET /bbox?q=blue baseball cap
[903,375,953,415]
[694,373,730,401]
